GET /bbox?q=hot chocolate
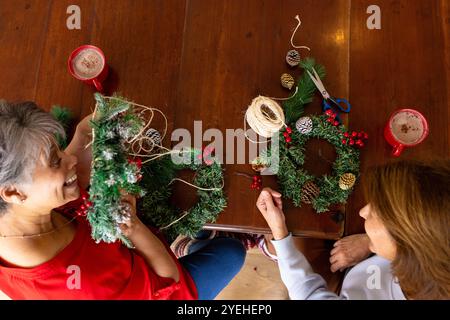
[390,111,424,145]
[71,48,104,80]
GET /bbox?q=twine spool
[245,96,286,138]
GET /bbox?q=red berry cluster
[77,193,93,217]
[325,110,340,126]
[197,146,215,165]
[128,157,142,170]
[342,131,369,148]
[128,157,143,181]
[282,126,293,145]
[251,175,263,190]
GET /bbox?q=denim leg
[179,237,246,300]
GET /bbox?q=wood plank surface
[0,1,51,102]
[346,0,450,235]
[175,0,350,239]
[0,0,448,240]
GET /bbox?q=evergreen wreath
[137,147,226,241]
[259,57,365,213]
[276,114,361,213]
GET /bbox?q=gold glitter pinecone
[339,173,356,190]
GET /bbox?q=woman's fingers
[330,260,347,273]
[330,246,339,256]
[267,188,282,198]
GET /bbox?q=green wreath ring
[138,148,226,240]
[276,114,361,213]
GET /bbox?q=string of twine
[160,211,189,230]
[159,176,224,230]
[168,177,224,191]
[244,96,287,143]
[243,14,307,144]
[290,15,311,51]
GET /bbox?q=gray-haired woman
[0,101,245,300]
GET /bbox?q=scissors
[306,67,351,124]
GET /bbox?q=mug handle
[392,144,404,157]
[92,78,103,92]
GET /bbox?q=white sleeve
[271,234,345,300]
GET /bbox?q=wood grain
[346,0,450,235]
[176,0,350,239]
[0,0,448,240]
[0,1,51,102]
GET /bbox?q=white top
[271,234,406,300]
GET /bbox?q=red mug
[68,45,108,92]
[384,108,429,157]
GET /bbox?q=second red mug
[384,108,429,157]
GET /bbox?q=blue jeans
[179,237,246,300]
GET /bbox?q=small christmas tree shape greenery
[87,93,145,247]
[50,105,73,149]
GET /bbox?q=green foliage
[87,94,145,247]
[138,148,227,240]
[50,105,73,149]
[283,58,326,124]
[275,114,360,213]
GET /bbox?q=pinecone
[286,50,301,67]
[146,128,162,146]
[339,173,356,190]
[295,116,313,134]
[301,180,320,204]
[251,156,267,172]
[280,73,295,90]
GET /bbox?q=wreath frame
[138,148,226,240]
[276,114,360,213]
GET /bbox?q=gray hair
[0,101,66,213]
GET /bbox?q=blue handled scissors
[306,67,351,124]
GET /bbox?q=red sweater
[0,197,198,300]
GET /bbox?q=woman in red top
[0,101,245,300]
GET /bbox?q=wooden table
[1,0,448,240]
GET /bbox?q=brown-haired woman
[256,160,449,300]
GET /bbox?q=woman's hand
[117,193,179,281]
[117,193,145,239]
[256,188,289,240]
[330,233,372,273]
[76,113,93,137]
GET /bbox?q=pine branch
[50,105,73,148]
[283,57,326,124]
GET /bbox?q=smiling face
[20,143,80,212]
[359,203,397,261]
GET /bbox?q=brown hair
[364,160,450,300]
